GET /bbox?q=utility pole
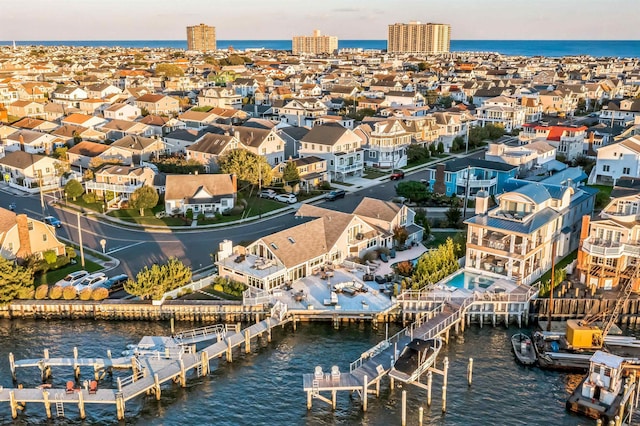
[37,169,45,218]
[465,122,470,155]
[462,165,471,219]
[76,212,85,268]
[547,240,557,332]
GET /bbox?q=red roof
[523,124,587,141]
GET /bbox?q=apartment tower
[387,22,451,54]
[186,24,216,51]
[292,30,338,55]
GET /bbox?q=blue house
[427,158,519,197]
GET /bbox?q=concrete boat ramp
[1,302,289,420]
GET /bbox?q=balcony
[582,237,640,258]
[457,176,497,188]
[335,163,363,173]
[85,181,142,193]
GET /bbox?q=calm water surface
[0,319,625,425]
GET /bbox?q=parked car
[74,273,107,292]
[44,216,62,228]
[390,170,405,180]
[259,189,277,199]
[55,270,89,288]
[101,274,129,292]
[325,189,346,201]
[275,193,298,204]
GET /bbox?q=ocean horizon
[1,39,639,58]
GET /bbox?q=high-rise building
[186,24,216,52]
[292,30,338,55]
[387,22,451,54]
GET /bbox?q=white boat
[511,333,536,366]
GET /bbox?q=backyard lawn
[107,206,186,226]
[425,230,466,249]
[34,260,102,286]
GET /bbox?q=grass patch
[586,184,613,210]
[426,231,466,249]
[34,259,102,286]
[197,195,286,225]
[332,181,354,187]
[587,185,612,197]
[534,249,578,290]
[186,284,243,301]
[66,243,110,261]
[363,168,389,179]
[65,198,103,213]
[108,206,187,226]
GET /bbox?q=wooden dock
[1,302,290,421]
[303,297,472,411]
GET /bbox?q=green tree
[130,186,159,216]
[54,146,68,160]
[445,204,462,228]
[437,142,445,154]
[411,238,460,289]
[417,62,428,72]
[347,107,376,121]
[407,144,430,164]
[414,208,430,239]
[42,250,57,265]
[64,179,84,201]
[424,90,439,105]
[124,257,192,300]
[163,257,192,291]
[219,148,273,186]
[451,136,465,153]
[0,257,33,305]
[396,181,429,202]
[281,160,300,185]
[439,96,454,108]
[155,63,184,77]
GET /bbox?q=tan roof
[352,197,401,222]
[63,113,93,125]
[165,174,236,201]
[136,93,165,103]
[0,150,47,169]
[51,124,88,138]
[67,141,110,157]
[0,207,17,234]
[110,135,158,151]
[187,133,236,155]
[620,136,640,154]
[259,218,328,268]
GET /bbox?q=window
[42,234,47,241]
[623,167,631,175]
[603,165,610,172]
[27,222,33,230]
[369,151,377,158]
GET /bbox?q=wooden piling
[419,406,424,425]
[467,358,473,386]
[201,351,209,376]
[226,337,233,362]
[442,357,449,413]
[363,375,368,412]
[179,359,186,387]
[9,391,17,419]
[43,390,51,418]
[401,390,407,426]
[9,352,16,381]
[78,390,86,419]
[427,371,432,406]
[331,390,336,410]
[244,329,251,353]
[154,373,161,400]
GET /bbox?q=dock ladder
[196,363,203,377]
[55,393,64,417]
[312,379,320,398]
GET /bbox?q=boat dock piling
[1,302,291,420]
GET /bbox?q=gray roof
[433,158,518,173]
[466,207,560,235]
[516,183,552,204]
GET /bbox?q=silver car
[55,270,89,288]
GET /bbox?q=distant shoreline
[2,39,638,58]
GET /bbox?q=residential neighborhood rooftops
[0,150,47,169]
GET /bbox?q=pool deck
[374,244,429,276]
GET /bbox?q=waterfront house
[588,136,640,185]
[85,165,159,207]
[464,176,596,285]
[577,181,640,291]
[0,209,66,263]
[299,123,363,182]
[164,173,237,216]
[425,158,519,197]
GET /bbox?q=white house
[164,174,237,216]
[279,98,328,127]
[589,136,640,185]
[104,103,141,121]
[299,123,363,181]
[475,96,526,132]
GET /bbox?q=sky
[3,0,639,41]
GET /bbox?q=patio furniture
[314,366,323,379]
[331,365,341,380]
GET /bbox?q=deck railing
[173,324,228,343]
[117,367,147,391]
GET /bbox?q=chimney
[433,164,446,195]
[587,131,596,156]
[475,190,490,215]
[231,174,237,192]
[576,215,591,274]
[15,214,32,260]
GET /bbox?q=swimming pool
[441,270,496,290]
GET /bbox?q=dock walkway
[303,297,471,410]
[1,302,290,420]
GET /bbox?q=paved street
[0,151,481,277]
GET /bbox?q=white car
[74,273,107,292]
[55,270,89,288]
[259,189,277,199]
[275,193,297,204]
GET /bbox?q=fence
[159,275,217,303]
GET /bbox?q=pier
[0,302,290,420]
[303,296,473,411]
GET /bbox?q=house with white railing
[475,96,525,132]
[578,185,640,291]
[356,118,412,169]
[465,176,596,285]
[299,122,363,182]
[84,165,159,206]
